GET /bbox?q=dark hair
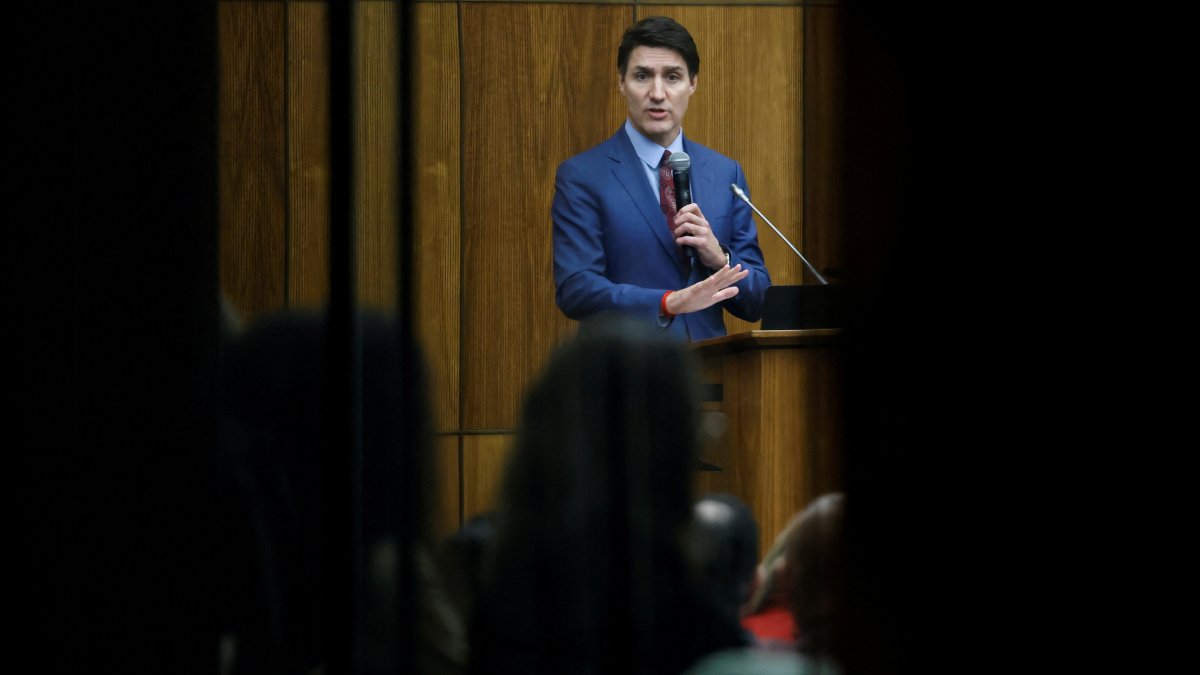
[470,316,742,674]
[617,16,700,79]
[786,493,847,661]
[217,309,431,674]
[692,493,760,610]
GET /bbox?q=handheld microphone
[729,183,828,285]
[668,151,696,263]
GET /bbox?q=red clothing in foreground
[741,603,796,646]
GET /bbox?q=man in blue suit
[553,16,771,341]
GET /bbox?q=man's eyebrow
[632,64,684,74]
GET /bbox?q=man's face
[619,46,696,147]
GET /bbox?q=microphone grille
[667,151,691,171]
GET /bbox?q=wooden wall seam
[456,0,467,437]
[284,0,293,306]
[456,4,466,536]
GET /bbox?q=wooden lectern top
[691,328,842,357]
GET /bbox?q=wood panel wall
[218,0,843,540]
[220,2,286,314]
[289,2,332,307]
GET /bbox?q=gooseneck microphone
[729,183,828,285]
[668,151,696,264]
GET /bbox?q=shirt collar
[624,119,685,170]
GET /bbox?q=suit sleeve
[552,160,667,322]
[718,161,771,322]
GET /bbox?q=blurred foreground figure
[784,493,846,661]
[217,310,428,674]
[740,514,803,647]
[691,493,760,644]
[687,493,846,675]
[470,316,744,675]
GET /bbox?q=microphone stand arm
[730,183,828,285]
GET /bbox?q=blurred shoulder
[684,648,840,675]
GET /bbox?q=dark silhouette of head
[471,315,741,674]
[785,493,846,661]
[216,309,429,674]
[691,493,760,626]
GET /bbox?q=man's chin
[636,120,677,143]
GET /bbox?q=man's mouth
[647,108,669,120]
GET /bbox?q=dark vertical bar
[325,0,363,673]
[17,1,219,671]
[283,1,293,305]
[837,3,1055,674]
[799,4,809,284]
[395,1,420,673]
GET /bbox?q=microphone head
[668,151,691,172]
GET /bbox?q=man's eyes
[633,72,683,83]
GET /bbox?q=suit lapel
[607,130,688,276]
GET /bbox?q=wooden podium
[692,329,843,558]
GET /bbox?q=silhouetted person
[682,494,845,675]
[216,309,429,674]
[470,316,744,675]
[740,510,805,647]
[785,493,846,663]
[418,512,497,675]
[691,493,760,644]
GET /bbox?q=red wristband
[660,290,675,318]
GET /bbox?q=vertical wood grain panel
[724,349,764,544]
[288,2,331,309]
[461,2,628,430]
[759,347,841,553]
[356,2,400,311]
[713,345,841,558]
[219,1,287,318]
[804,5,845,283]
[754,349,808,555]
[461,433,516,522]
[641,5,805,336]
[413,1,462,433]
[794,346,841,501]
[432,434,462,540]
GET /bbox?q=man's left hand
[673,204,727,270]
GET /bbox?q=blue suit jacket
[552,128,771,341]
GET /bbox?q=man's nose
[649,77,666,99]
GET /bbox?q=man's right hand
[664,264,749,316]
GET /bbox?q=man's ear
[618,71,626,95]
[689,75,698,94]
